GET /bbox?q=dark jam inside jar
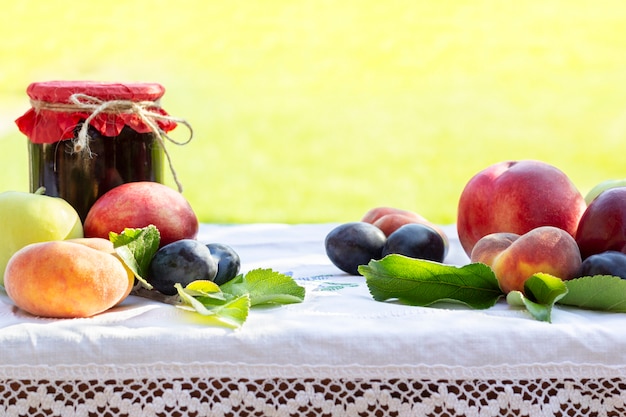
[29,123,164,221]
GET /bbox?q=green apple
[585,179,626,205]
[0,189,83,286]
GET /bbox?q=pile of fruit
[0,181,304,327]
[325,160,626,321]
[3,158,626,325]
[325,207,449,275]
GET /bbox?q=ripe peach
[68,237,136,302]
[372,213,425,236]
[470,232,520,267]
[361,206,426,225]
[4,239,135,318]
[470,226,582,294]
[84,182,198,247]
[457,160,587,256]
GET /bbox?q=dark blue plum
[206,242,241,285]
[147,239,217,295]
[578,250,626,279]
[382,223,446,262]
[325,222,386,275]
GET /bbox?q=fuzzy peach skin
[68,237,135,302]
[4,239,135,318]
[470,232,520,266]
[471,226,582,294]
[457,160,587,257]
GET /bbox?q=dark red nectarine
[576,187,626,259]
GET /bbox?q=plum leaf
[359,255,503,309]
[110,225,161,289]
[506,273,568,322]
[558,275,626,312]
[173,269,305,329]
[524,272,569,306]
[175,283,250,329]
[220,268,306,306]
[183,279,224,297]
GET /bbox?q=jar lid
[15,81,177,144]
[26,81,166,103]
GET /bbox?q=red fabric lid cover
[15,81,177,144]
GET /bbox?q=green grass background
[1,1,625,224]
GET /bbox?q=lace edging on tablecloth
[2,367,626,417]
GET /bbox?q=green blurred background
[1,1,625,224]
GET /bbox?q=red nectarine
[84,182,198,247]
[457,160,586,256]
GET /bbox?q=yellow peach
[471,226,582,294]
[4,239,135,318]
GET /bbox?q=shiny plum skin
[325,222,386,275]
[206,243,241,285]
[147,239,218,295]
[382,223,446,262]
[577,251,626,279]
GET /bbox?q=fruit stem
[34,186,46,195]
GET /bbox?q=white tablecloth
[1,223,625,417]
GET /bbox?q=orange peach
[470,226,582,294]
[4,238,135,318]
[68,237,135,301]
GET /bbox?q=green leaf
[171,269,305,329]
[183,280,228,305]
[524,273,569,305]
[359,255,503,309]
[110,225,161,289]
[506,273,568,322]
[184,280,224,298]
[220,268,306,306]
[506,291,552,322]
[559,275,626,312]
[176,283,250,329]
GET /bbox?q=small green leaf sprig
[109,226,305,329]
[359,254,626,322]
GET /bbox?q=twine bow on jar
[69,93,193,192]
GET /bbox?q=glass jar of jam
[15,81,187,221]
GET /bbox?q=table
[1,223,626,417]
